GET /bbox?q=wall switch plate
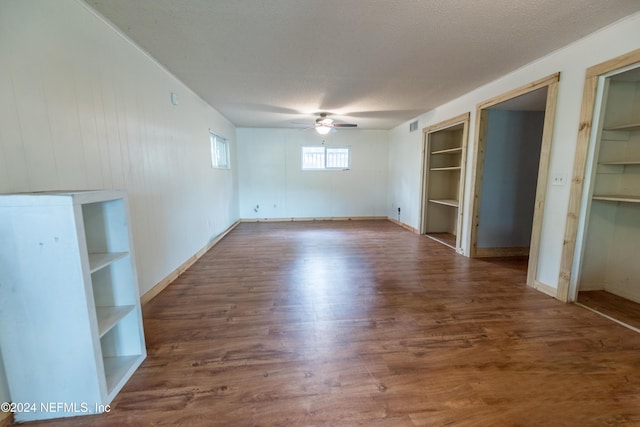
[552,174,567,186]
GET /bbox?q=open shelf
[429,199,459,208]
[0,191,145,422]
[432,147,463,155]
[430,166,461,171]
[104,355,143,394]
[592,195,640,203]
[422,114,468,252]
[604,122,640,132]
[96,305,136,337]
[88,252,129,273]
[599,161,640,165]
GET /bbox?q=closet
[570,56,640,325]
[420,113,469,252]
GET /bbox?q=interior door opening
[572,63,640,330]
[469,73,560,292]
[476,88,547,257]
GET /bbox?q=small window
[302,146,350,170]
[210,132,229,169]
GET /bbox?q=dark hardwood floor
[24,221,640,426]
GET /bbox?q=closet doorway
[469,74,560,290]
[558,49,640,329]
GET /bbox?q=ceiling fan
[314,113,357,134]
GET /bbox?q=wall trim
[474,247,530,257]
[0,412,12,427]
[140,220,240,305]
[240,216,388,223]
[533,280,558,298]
[387,217,419,233]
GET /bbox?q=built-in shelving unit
[421,113,470,252]
[576,63,640,308]
[0,190,146,422]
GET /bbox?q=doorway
[469,73,560,290]
[419,113,470,253]
[557,48,640,329]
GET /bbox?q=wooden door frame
[557,49,640,302]
[419,112,470,254]
[468,73,560,291]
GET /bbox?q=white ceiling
[85,0,640,130]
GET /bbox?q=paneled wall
[0,0,238,405]
[237,128,388,219]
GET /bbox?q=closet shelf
[599,161,640,166]
[431,147,463,155]
[592,195,640,203]
[430,166,461,171]
[603,122,640,132]
[429,199,459,208]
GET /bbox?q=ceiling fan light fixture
[316,124,332,135]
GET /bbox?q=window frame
[210,131,230,169]
[301,145,351,171]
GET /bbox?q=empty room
[2,1,640,426]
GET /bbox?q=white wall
[477,110,545,248]
[0,0,238,405]
[388,12,640,289]
[237,128,388,219]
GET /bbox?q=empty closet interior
[473,88,548,258]
[574,62,640,329]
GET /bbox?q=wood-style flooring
[24,221,640,426]
[578,290,640,331]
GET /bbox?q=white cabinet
[0,190,146,422]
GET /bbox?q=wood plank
[26,221,640,426]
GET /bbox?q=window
[210,132,229,169]
[302,146,350,170]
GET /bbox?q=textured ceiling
[85,0,640,130]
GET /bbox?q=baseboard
[387,217,418,233]
[474,246,530,258]
[140,220,240,305]
[532,280,557,298]
[240,216,387,223]
[0,412,12,427]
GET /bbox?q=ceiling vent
[409,120,419,133]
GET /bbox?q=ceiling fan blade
[333,123,357,128]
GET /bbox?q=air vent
[409,120,418,132]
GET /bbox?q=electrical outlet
[552,174,567,186]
